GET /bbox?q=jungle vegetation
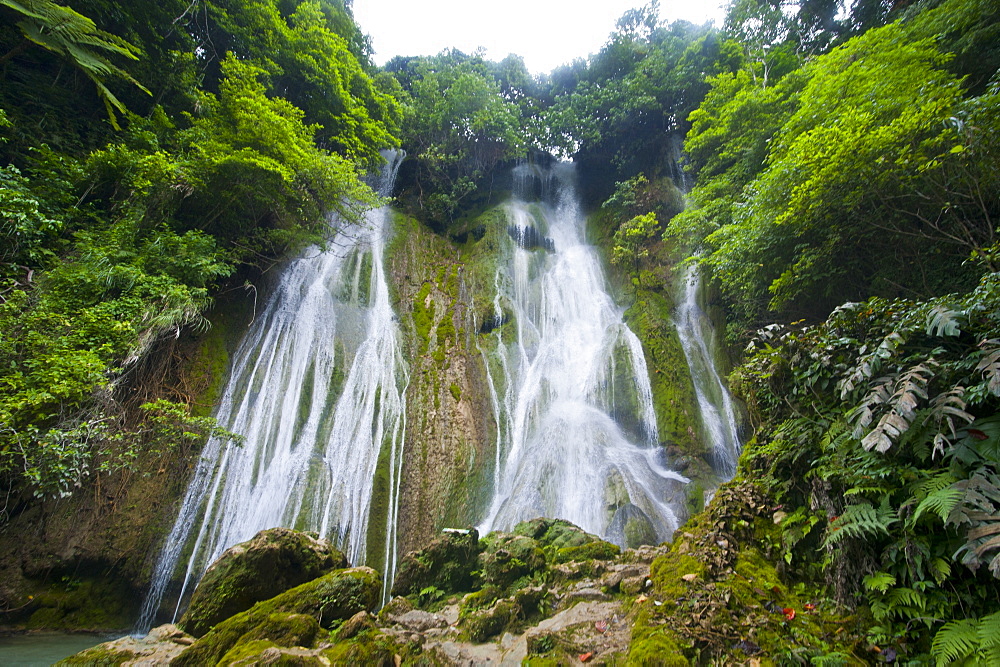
[1,0,999,660]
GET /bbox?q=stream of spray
[478,162,687,546]
[136,152,408,634]
[674,265,741,479]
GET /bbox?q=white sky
[352,0,728,76]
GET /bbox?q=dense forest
[1,0,1000,662]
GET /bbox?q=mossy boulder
[390,529,480,597]
[172,566,380,666]
[464,598,520,642]
[179,527,347,637]
[512,517,598,550]
[553,539,620,563]
[478,533,546,590]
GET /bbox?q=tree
[392,52,526,222]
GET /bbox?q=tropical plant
[0,0,149,128]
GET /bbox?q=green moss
[627,611,689,667]
[390,530,480,598]
[412,282,435,354]
[215,639,281,665]
[623,289,702,454]
[464,599,519,642]
[237,612,320,648]
[322,629,412,665]
[172,567,380,666]
[24,576,135,631]
[179,528,345,638]
[57,645,138,666]
[448,382,461,402]
[554,540,620,563]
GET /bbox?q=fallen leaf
[636,595,648,603]
[682,573,699,582]
[782,607,796,621]
[579,652,594,662]
[595,620,608,633]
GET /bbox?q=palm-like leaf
[0,0,149,128]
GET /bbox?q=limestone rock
[390,529,480,597]
[179,527,346,637]
[391,609,449,632]
[172,566,380,666]
[60,623,194,665]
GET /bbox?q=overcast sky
[352,0,728,76]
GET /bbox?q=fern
[911,471,963,525]
[976,339,1000,397]
[863,571,896,594]
[853,366,937,453]
[0,0,149,128]
[927,388,975,456]
[932,619,979,665]
[948,472,1000,578]
[932,612,1000,666]
[824,499,896,547]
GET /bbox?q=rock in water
[179,527,347,637]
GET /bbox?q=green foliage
[932,611,1000,665]
[0,0,398,504]
[0,0,149,128]
[736,271,1000,655]
[390,51,527,222]
[682,0,1000,330]
[544,17,740,199]
[611,212,659,273]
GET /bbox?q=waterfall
[136,152,408,633]
[478,162,687,547]
[674,264,741,479]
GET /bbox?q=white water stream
[675,264,742,479]
[136,153,408,633]
[478,163,687,546]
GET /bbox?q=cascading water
[478,162,688,547]
[674,264,742,479]
[136,152,408,633]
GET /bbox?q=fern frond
[824,501,895,546]
[863,571,896,593]
[932,619,978,665]
[978,611,1000,648]
[858,363,937,453]
[948,472,1000,578]
[976,339,1000,397]
[912,472,962,525]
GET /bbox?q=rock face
[64,523,656,666]
[178,527,347,637]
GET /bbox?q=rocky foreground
[62,482,872,665]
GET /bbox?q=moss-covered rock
[322,629,413,666]
[512,517,598,550]
[554,540,620,564]
[58,623,194,665]
[478,533,546,590]
[464,598,520,642]
[628,480,869,663]
[390,529,480,597]
[172,566,380,666]
[179,527,347,638]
